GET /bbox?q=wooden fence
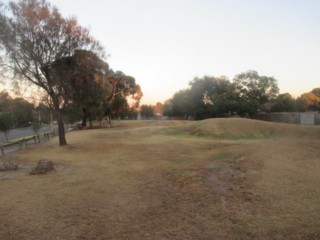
[0,131,56,157]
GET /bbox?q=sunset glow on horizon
[4,0,320,105]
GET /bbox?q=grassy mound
[113,119,188,128]
[174,118,320,139]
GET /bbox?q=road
[0,124,74,156]
[0,124,57,143]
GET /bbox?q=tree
[0,91,34,127]
[140,105,154,119]
[0,112,15,141]
[115,84,143,119]
[109,95,129,118]
[311,88,320,98]
[271,93,297,112]
[52,50,142,127]
[107,71,141,105]
[189,76,238,119]
[171,89,192,119]
[49,50,109,128]
[11,97,34,127]
[233,70,279,116]
[0,0,103,146]
[0,91,11,112]
[131,84,143,108]
[296,92,320,111]
[104,71,142,122]
[165,76,238,119]
[123,107,139,120]
[35,102,52,124]
[163,71,279,119]
[154,102,164,115]
[163,99,173,117]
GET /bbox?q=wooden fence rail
[0,131,56,157]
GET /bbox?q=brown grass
[1,119,320,239]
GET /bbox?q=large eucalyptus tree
[0,0,104,145]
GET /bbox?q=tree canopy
[189,76,238,119]
[0,112,15,141]
[163,71,280,119]
[140,105,154,119]
[47,49,109,127]
[0,90,34,127]
[271,93,297,112]
[0,0,142,145]
[296,92,320,111]
[0,0,104,145]
[233,70,279,116]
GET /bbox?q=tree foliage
[189,76,238,119]
[0,0,103,145]
[170,89,192,118]
[271,93,297,112]
[47,50,109,127]
[47,50,142,127]
[296,92,320,111]
[233,70,279,116]
[0,112,15,141]
[35,102,52,124]
[0,90,34,127]
[164,71,280,119]
[311,88,320,98]
[106,70,142,120]
[11,97,34,127]
[163,99,173,117]
[154,102,164,115]
[140,105,154,119]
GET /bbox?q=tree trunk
[81,117,87,129]
[89,120,93,128]
[56,110,67,146]
[81,108,87,129]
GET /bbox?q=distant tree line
[162,71,320,120]
[0,86,142,141]
[0,91,34,128]
[139,102,164,119]
[0,90,38,141]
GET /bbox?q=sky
[20,0,320,104]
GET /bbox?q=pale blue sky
[47,1,320,104]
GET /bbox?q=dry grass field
[1,118,320,239]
